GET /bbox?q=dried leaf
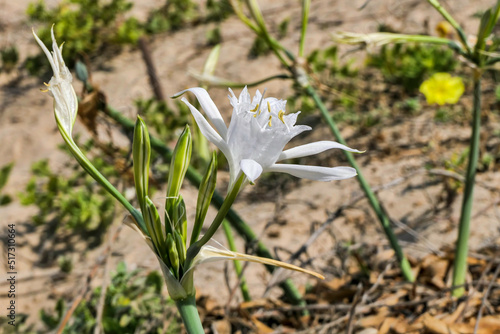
[422,314,459,334]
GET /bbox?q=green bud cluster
[131,118,218,298]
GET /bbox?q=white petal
[173,87,227,140]
[278,141,362,161]
[239,86,251,104]
[240,159,263,182]
[51,82,78,136]
[180,97,230,152]
[267,164,357,181]
[32,28,59,79]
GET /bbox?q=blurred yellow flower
[420,73,465,105]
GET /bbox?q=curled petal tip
[171,90,186,99]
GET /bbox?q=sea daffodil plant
[34,28,359,333]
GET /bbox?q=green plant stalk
[200,175,245,244]
[426,0,470,54]
[245,0,291,68]
[59,128,146,232]
[222,220,251,301]
[191,72,291,88]
[185,174,246,267]
[452,77,481,297]
[303,84,415,282]
[104,105,306,305]
[299,0,310,57]
[175,295,204,334]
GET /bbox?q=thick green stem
[303,84,415,282]
[103,106,306,304]
[222,220,251,301]
[452,77,481,297]
[175,295,204,334]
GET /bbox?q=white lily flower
[173,87,359,188]
[33,27,77,137]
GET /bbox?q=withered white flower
[193,245,324,279]
[33,27,77,137]
[174,87,359,188]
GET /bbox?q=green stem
[246,0,290,68]
[191,72,291,89]
[222,220,251,301]
[212,188,306,307]
[185,174,245,267]
[303,84,415,282]
[299,0,311,58]
[103,106,306,304]
[199,174,245,246]
[60,129,145,232]
[175,295,204,334]
[452,77,481,297]
[426,0,471,54]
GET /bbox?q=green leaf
[476,8,492,52]
[191,152,217,246]
[75,60,89,83]
[202,44,221,75]
[0,162,14,190]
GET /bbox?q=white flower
[174,87,359,188]
[33,27,77,136]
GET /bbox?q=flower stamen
[250,104,259,112]
[268,115,272,127]
[267,101,271,113]
[278,110,285,124]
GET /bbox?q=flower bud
[166,234,180,278]
[166,126,191,223]
[133,116,151,213]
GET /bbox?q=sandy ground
[1,0,499,332]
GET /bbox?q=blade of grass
[299,0,311,58]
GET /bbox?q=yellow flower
[420,73,465,105]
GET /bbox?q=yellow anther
[250,104,259,112]
[267,101,271,113]
[268,115,272,127]
[43,82,50,87]
[40,88,49,93]
[278,110,285,124]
